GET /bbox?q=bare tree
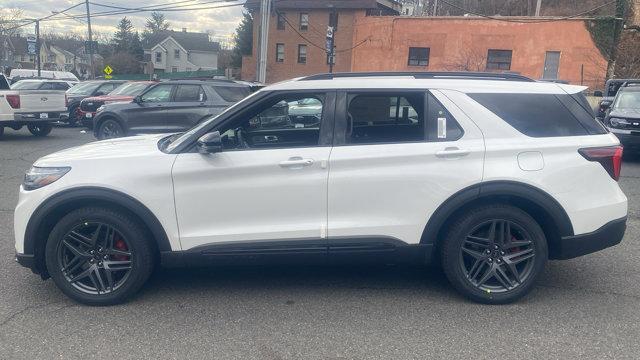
[442,46,487,71]
[0,9,25,36]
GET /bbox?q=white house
[143,29,220,74]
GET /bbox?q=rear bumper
[8,112,68,122]
[555,217,626,260]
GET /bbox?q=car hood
[35,134,169,166]
[609,108,640,120]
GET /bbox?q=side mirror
[594,90,603,97]
[133,95,142,104]
[601,100,612,109]
[196,131,222,154]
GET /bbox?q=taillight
[6,94,20,109]
[579,146,623,181]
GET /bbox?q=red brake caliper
[113,237,129,261]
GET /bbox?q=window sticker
[438,117,447,139]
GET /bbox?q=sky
[1,0,245,46]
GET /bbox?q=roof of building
[245,0,400,10]
[143,30,220,52]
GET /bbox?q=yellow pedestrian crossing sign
[103,65,113,75]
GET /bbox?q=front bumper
[555,217,626,260]
[607,127,640,148]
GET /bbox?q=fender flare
[421,180,574,246]
[24,186,172,257]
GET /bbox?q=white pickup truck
[0,75,68,138]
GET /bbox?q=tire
[96,118,124,140]
[45,207,155,306]
[0,126,4,138]
[441,204,548,304]
[27,123,52,137]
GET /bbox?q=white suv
[14,72,627,305]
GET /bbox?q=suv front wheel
[441,204,548,304]
[45,207,155,305]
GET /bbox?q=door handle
[435,147,471,158]
[279,158,314,168]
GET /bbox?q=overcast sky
[2,0,245,46]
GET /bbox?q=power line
[3,2,85,32]
[277,11,327,52]
[437,0,617,23]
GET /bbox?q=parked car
[9,69,79,83]
[14,72,626,306]
[65,80,127,126]
[603,83,640,149]
[0,75,68,138]
[79,81,157,129]
[92,79,250,139]
[596,78,640,120]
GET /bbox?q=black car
[93,80,250,139]
[65,80,127,125]
[597,78,640,120]
[603,85,640,149]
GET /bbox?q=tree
[143,12,170,41]
[111,17,143,60]
[231,11,253,68]
[0,9,25,36]
[104,51,141,74]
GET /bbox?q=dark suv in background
[604,84,640,149]
[79,81,157,129]
[65,80,127,125]
[93,79,250,139]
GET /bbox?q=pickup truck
[0,75,68,138]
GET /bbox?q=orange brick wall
[242,9,360,83]
[350,16,608,87]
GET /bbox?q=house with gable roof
[143,29,220,74]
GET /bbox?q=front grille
[80,100,103,112]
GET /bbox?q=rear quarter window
[468,93,606,137]
[211,86,250,102]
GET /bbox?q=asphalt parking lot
[1,127,640,359]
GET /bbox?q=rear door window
[174,85,206,102]
[469,93,606,137]
[211,86,249,102]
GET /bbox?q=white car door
[327,90,485,246]
[171,91,334,252]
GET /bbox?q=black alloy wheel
[97,119,123,140]
[441,204,547,304]
[460,219,536,293]
[27,123,52,136]
[57,222,133,295]
[45,207,154,305]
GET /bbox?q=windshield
[109,82,151,96]
[68,82,101,95]
[163,90,263,153]
[11,81,42,90]
[613,91,640,109]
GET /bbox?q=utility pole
[607,0,627,79]
[256,0,270,83]
[535,0,542,16]
[433,0,439,16]
[327,8,336,73]
[35,20,41,77]
[85,0,94,79]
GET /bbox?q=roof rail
[299,71,534,82]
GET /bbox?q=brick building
[242,0,400,83]
[242,1,608,87]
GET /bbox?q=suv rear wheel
[27,124,52,137]
[45,207,155,305]
[441,204,548,304]
[97,118,123,140]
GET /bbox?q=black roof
[143,30,220,52]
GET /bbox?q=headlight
[609,117,631,129]
[23,166,71,191]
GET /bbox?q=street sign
[105,75,113,79]
[326,26,334,40]
[26,35,36,55]
[103,65,113,75]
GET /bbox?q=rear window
[468,93,606,137]
[211,86,249,102]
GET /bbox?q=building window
[298,44,307,64]
[21,55,26,62]
[174,49,180,59]
[172,67,178,73]
[329,12,339,31]
[408,47,429,66]
[299,13,309,31]
[155,51,162,63]
[276,43,285,62]
[486,49,512,70]
[29,55,35,62]
[277,12,286,30]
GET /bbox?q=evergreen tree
[143,12,170,41]
[112,17,135,54]
[231,12,253,68]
